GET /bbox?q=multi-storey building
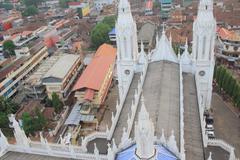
[0,40,48,98]
[42,54,82,100]
[73,44,116,112]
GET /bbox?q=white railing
[126,60,148,137]
[179,62,186,160]
[8,143,108,160]
[49,106,69,137]
[207,138,234,153]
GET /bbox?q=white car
[206,124,214,131]
[206,131,215,139]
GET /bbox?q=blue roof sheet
[116,144,178,160]
[108,28,116,35]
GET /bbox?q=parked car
[206,116,214,124]
[206,124,214,131]
[206,131,215,139]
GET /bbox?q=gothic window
[124,37,127,58]
[205,5,208,10]
[130,36,133,59]
[196,36,199,59]
[209,37,212,60]
[202,36,206,59]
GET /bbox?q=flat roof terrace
[131,61,180,147]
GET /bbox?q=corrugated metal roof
[73,43,116,91]
[64,102,95,125]
[43,54,80,80]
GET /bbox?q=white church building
[0,0,238,160]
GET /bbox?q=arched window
[124,37,127,58]
[202,36,206,59]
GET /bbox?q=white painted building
[94,0,114,11]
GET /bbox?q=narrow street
[210,93,240,158]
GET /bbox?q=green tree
[102,16,117,28]
[91,23,111,49]
[22,5,38,17]
[222,71,231,93]
[218,66,226,89]
[22,112,34,135]
[0,2,13,10]
[51,92,63,114]
[3,40,16,57]
[35,108,47,130]
[0,112,9,128]
[21,0,43,7]
[229,78,236,97]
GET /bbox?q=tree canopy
[214,65,240,108]
[91,23,111,49]
[21,0,43,7]
[3,40,16,57]
[90,16,116,49]
[22,5,38,17]
[22,108,47,136]
[0,2,13,10]
[51,92,63,114]
[0,96,19,129]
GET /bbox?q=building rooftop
[217,27,240,41]
[137,22,156,42]
[25,54,62,86]
[0,57,28,82]
[43,54,80,81]
[73,43,116,91]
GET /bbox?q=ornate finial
[160,128,166,146]
[167,130,179,156]
[162,23,165,34]
[170,32,172,46]
[207,152,213,160]
[141,40,144,52]
[141,95,145,104]
[185,37,188,51]
[94,143,99,155]
[112,138,117,151]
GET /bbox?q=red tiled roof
[68,2,82,6]
[217,27,240,41]
[73,43,116,91]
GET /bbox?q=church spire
[118,0,131,15]
[135,96,155,159]
[116,0,138,99]
[192,0,216,109]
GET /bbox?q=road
[211,93,240,158]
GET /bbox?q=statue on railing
[8,114,29,148]
[0,129,8,156]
